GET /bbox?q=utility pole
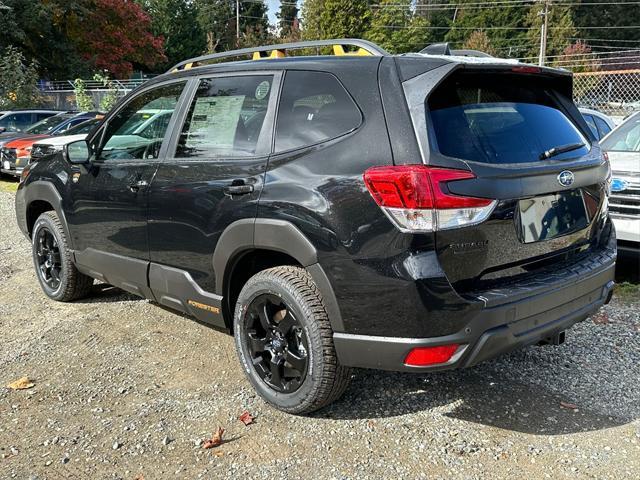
[538,0,550,66]
[236,0,240,40]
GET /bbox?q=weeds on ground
[615,282,640,303]
[0,178,18,193]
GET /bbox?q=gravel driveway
[1,183,639,479]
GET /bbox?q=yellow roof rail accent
[333,45,372,57]
[252,49,286,60]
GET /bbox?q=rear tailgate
[402,63,610,293]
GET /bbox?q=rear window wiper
[540,142,585,160]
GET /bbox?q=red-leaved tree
[77,0,166,78]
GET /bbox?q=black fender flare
[21,181,74,250]
[212,219,344,332]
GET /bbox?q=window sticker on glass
[255,81,270,100]
[186,96,245,150]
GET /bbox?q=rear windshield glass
[601,113,640,152]
[427,72,589,164]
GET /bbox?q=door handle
[223,183,254,196]
[129,180,148,192]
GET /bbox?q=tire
[234,266,352,415]
[31,211,93,302]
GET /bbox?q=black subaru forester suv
[15,39,616,414]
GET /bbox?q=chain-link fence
[573,69,640,120]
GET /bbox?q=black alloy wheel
[244,293,309,393]
[35,227,62,291]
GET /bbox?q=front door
[147,73,279,296]
[66,80,188,297]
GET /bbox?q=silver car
[601,112,640,254]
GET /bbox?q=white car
[601,112,640,254]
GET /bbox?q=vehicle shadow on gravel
[317,366,632,435]
[73,283,146,303]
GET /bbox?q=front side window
[176,75,273,158]
[275,71,361,152]
[601,114,640,152]
[428,72,590,164]
[96,82,185,161]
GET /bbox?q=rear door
[405,67,609,293]
[147,71,281,294]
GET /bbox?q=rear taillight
[363,165,496,232]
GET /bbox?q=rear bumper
[334,244,616,372]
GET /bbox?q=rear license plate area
[516,190,589,243]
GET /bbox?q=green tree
[302,0,370,40]
[277,2,299,38]
[366,0,431,54]
[573,1,640,45]
[0,46,42,109]
[444,0,529,58]
[525,2,576,64]
[195,0,234,53]
[415,0,454,43]
[0,0,90,79]
[138,0,206,71]
[300,0,323,40]
[239,0,269,43]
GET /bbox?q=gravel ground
[0,181,639,480]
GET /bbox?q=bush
[73,78,95,111]
[0,46,42,109]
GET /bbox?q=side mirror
[64,139,91,164]
[0,127,5,133]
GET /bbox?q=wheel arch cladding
[23,181,73,248]
[213,219,345,332]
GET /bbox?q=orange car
[1,135,48,177]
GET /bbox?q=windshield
[26,115,72,134]
[66,118,100,135]
[428,72,590,164]
[601,114,640,152]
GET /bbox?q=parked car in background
[601,111,640,254]
[29,118,102,164]
[579,108,616,141]
[1,115,103,177]
[0,110,63,135]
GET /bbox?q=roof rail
[168,39,389,73]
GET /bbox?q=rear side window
[275,71,361,152]
[428,72,589,164]
[176,75,273,158]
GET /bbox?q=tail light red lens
[363,165,496,232]
[362,165,433,209]
[404,344,460,367]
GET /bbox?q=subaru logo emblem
[557,170,574,187]
[611,178,628,192]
